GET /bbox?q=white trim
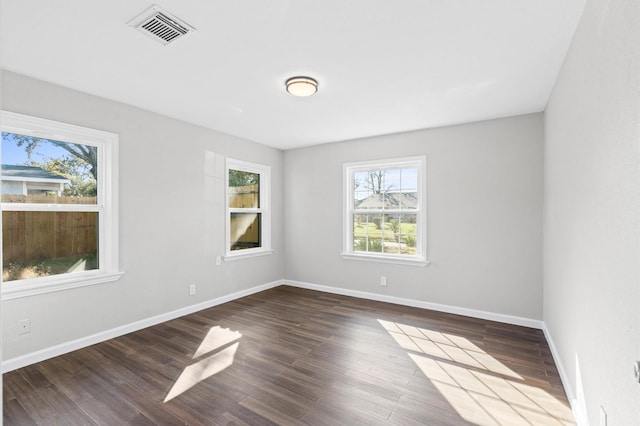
[1,280,283,373]
[283,279,544,329]
[343,155,428,264]
[224,248,274,261]
[1,271,124,301]
[341,252,430,267]
[225,158,272,258]
[542,323,586,426]
[0,111,122,297]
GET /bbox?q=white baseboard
[3,273,570,421]
[1,280,283,373]
[541,323,587,426]
[283,279,544,329]
[284,280,587,422]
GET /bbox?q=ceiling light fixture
[286,76,318,97]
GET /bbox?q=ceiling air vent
[128,4,195,46]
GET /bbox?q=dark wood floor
[3,286,575,425]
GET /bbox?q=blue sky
[2,132,71,165]
[354,167,418,200]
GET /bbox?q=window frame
[1,111,122,300]
[225,158,272,260]
[342,156,429,266]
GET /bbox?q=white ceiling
[0,0,586,150]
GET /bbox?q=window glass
[3,212,99,282]
[1,111,121,299]
[230,213,261,251]
[2,132,97,204]
[225,159,271,258]
[228,169,260,208]
[344,157,426,264]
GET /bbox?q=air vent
[128,4,195,45]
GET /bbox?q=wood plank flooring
[3,286,575,425]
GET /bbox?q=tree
[29,156,96,197]
[10,134,98,180]
[355,169,394,194]
[229,169,259,187]
[367,170,386,194]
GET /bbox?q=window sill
[1,271,125,301]
[224,248,274,262]
[341,252,430,267]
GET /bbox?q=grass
[3,253,98,282]
[353,221,416,241]
[353,220,417,255]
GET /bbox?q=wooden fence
[229,184,259,208]
[2,195,98,264]
[228,185,260,249]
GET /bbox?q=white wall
[284,113,544,320]
[543,0,640,423]
[1,71,284,361]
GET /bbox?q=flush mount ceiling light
[285,76,318,97]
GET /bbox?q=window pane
[228,170,260,208]
[353,214,388,253]
[401,167,418,192]
[346,158,424,260]
[400,214,418,255]
[399,167,418,209]
[354,167,419,211]
[1,132,97,204]
[384,168,401,192]
[2,211,98,282]
[230,213,261,251]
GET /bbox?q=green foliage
[6,133,98,180]
[3,253,98,282]
[354,238,383,252]
[403,234,416,248]
[229,169,259,187]
[388,218,400,234]
[28,156,97,197]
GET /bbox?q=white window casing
[1,111,123,299]
[342,156,429,266]
[225,158,272,260]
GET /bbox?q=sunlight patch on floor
[194,326,243,359]
[164,326,242,402]
[378,319,574,425]
[377,319,521,379]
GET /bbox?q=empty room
[1,0,638,425]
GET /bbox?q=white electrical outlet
[216,256,222,266]
[18,318,31,335]
[380,276,387,286]
[189,284,196,296]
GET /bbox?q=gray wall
[1,71,285,360]
[284,114,544,320]
[543,0,640,423]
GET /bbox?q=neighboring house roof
[356,192,418,209]
[1,164,70,183]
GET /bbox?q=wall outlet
[634,361,640,383]
[189,284,196,296]
[18,318,31,335]
[380,276,387,286]
[216,256,222,266]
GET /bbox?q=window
[343,156,428,266]
[1,111,121,299]
[225,158,271,259]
